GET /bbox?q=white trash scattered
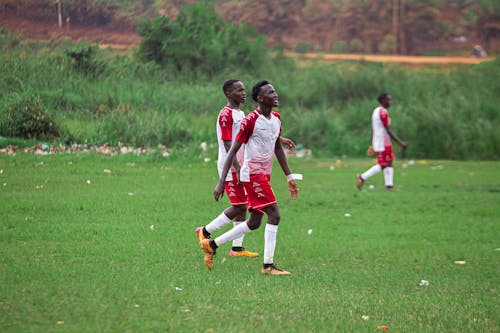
[419,279,429,286]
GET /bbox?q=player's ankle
[210,240,218,251]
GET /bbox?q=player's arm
[367,127,374,156]
[275,138,298,199]
[224,140,241,171]
[385,125,407,150]
[280,137,296,149]
[214,140,243,201]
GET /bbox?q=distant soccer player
[199,80,300,275]
[196,79,295,269]
[357,93,407,190]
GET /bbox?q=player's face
[382,96,392,108]
[228,81,246,105]
[258,84,279,107]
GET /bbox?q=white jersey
[371,106,391,152]
[236,109,282,182]
[216,105,245,181]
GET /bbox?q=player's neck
[257,106,272,118]
[227,101,240,109]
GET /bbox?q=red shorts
[376,146,394,167]
[224,172,247,206]
[243,174,276,214]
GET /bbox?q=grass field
[0,153,498,332]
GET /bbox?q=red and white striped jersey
[216,105,245,181]
[236,109,282,182]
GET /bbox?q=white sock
[384,167,394,187]
[264,224,279,264]
[205,212,231,234]
[361,164,382,180]
[214,222,251,247]
[231,221,245,248]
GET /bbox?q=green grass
[0,154,498,332]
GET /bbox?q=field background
[1,154,498,332]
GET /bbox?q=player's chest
[253,118,280,140]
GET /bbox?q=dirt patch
[285,51,494,65]
[1,16,141,48]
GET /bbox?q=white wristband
[287,173,303,181]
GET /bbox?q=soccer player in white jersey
[196,80,295,270]
[196,80,259,264]
[199,80,299,275]
[357,93,407,190]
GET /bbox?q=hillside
[1,1,498,56]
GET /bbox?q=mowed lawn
[0,153,498,332]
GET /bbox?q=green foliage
[379,35,396,54]
[349,38,364,53]
[332,40,348,53]
[0,34,499,159]
[294,41,311,54]
[65,41,106,77]
[136,0,268,76]
[0,95,61,140]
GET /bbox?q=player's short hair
[251,80,270,102]
[377,93,391,103]
[222,79,240,96]
[378,93,390,103]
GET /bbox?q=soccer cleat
[201,239,215,270]
[261,264,291,275]
[386,186,398,191]
[230,249,259,257]
[356,175,364,190]
[196,227,206,248]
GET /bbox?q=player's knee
[267,212,281,225]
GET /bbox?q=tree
[136,0,268,75]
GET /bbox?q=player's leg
[260,204,290,275]
[382,147,395,190]
[357,164,382,189]
[230,205,259,257]
[196,175,246,245]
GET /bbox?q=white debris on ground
[0,143,170,157]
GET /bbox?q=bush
[65,41,106,77]
[0,95,61,140]
[136,0,268,76]
[379,34,396,54]
[349,38,364,53]
[332,41,348,53]
[294,41,311,54]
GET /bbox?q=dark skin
[215,84,293,230]
[371,95,407,168]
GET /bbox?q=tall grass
[0,35,498,159]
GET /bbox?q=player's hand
[400,141,407,150]
[214,181,225,202]
[366,145,374,156]
[280,137,296,149]
[287,179,299,200]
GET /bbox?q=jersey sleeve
[272,111,282,136]
[236,112,256,144]
[379,108,390,127]
[218,107,233,141]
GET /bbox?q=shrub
[136,0,268,76]
[0,95,61,140]
[332,41,348,53]
[65,41,106,77]
[349,38,364,53]
[379,34,396,54]
[294,41,311,54]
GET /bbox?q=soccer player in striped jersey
[196,80,295,270]
[357,93,407,190]
[199,80,299,275]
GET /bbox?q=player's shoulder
[271,111,281,120]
